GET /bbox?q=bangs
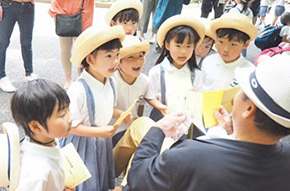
[166,25,199,45]
[95,38,123,52]
[216,28,250,43]
[113,8,139,23]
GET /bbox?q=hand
[122,113,133,125]
[214,105,233,135]
[98,125,118,138]
[158,104,168,116]
[0,6,3,21]
[64,187,76,191]
[156,111,187,137]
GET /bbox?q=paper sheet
[61,143,91,188]
[114,98,138,126]
[221,86,240,113]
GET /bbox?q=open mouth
[178,57,187,61]
[132,67,141,72]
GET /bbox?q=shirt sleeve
[145,65,161,100]
[67,82,86,127]
[280,26,290,37]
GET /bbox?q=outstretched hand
[156,111,187,137]
[214,105,233,135]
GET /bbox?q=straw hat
[0,122,20,191]
[211,13,258,41]
[236,54,290,128]
[70,25,125,67]
[120,36,150,59]
[200,18,215,40]
[157,15,205,48]
[105,0,143,26]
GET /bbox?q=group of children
[4,0,284,190]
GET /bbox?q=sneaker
[149,36,155,44]
[0,77,16,93]
[24,73,38,81]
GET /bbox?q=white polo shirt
[146,57,203,112]
[16,138,65,191]
[110,70,149,133]
[201,53,254,91]
[68,70,115,127]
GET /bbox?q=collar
[22,137,61,160]
[216,54,246,68]
[80,69,110,89]
[162,57,191,73]
[115,70,141,87]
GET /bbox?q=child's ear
[28,121,44,134]
[110,20,116,26]
[243,40,251,49]
[165,42,170,50]
[86,54,94,66]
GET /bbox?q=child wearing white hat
[10,79,72,191]
[109,35,150,147]
[61,26,125,191]
[201,13,258,91]
[105,0,142,35]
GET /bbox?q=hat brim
[120,42,150,59]
[3,122,20,191]
[236,67,290,128]
[105,0,143,26]
[71,26,125,67]
[211,15,258,42]
[157,15,205,48]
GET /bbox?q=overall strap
[80,0,85,12]
[109,77,116,105]
[191,69,196,86]
[78,79,96,126]
[160,64,166,105]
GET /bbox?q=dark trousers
[0,1,34,78]
[201,0,224,19]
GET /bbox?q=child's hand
[214,105,233,135]
[122,113,133,125]
[64,187,75,191]
[158,105,168,116]
[0,6,3,21]
[98,125,118,138]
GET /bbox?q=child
[279,12,290,42]
[256,0,270,27]
[11,79,72,191]
[60,26,125,191]
[110,35,150,146]
[228,0,254,22]
[195,18,215,67]
[145,15,205,121]
[272,0,286,26]
[201,13,258,91]
[105,0,142,35]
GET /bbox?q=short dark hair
[242,94,290,137]
[112,8,139,24]
[81,38,123,68]
[280,12,290,25]
[216,28,250,43]
[156,25,201,72]
[11,79,70,138]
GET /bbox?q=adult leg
[0,1,17,79]
[18,2,34,76]
[139,0,154,36]
[201,0,213,18]
[213,2,224,18]
[59,36,74,88]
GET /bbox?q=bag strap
[80,0,85,12]
[78,79,96,126]
[160,64,166,105]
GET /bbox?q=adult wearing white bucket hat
[124,54,290,191]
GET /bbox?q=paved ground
[0,2,289,190]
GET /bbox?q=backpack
[254,42,290,65]
[254,25,283,50]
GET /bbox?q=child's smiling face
[165,36,195,69]
[119,52,145,81]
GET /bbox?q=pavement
[0,2,289,190]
